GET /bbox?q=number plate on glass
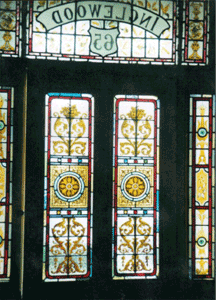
[89,27,119,57]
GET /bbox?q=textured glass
[182,0,209,65]
[112,95,160,279]
[189,94,215,279]
[0,1,22,57]
[26,0,178,64]
[0,87,14,282]
[43,93,94,281]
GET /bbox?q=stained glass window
[43,93,94,281]
[182,0,209,66]
[0,1,22,57]
[0,87,14,282]
[112,95,160,279]
[189,94,215,279]
[26,0,178,65]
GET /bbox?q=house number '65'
[93,33,114,50]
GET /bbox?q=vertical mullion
[20,73,27,298]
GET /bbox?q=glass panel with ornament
[26,0,178,65]
[0,87,14,282]
[0,0,22,57]
[43,93,94,281]
[189,94,215,279]
[112,95,160,279]
[182,0,210,66]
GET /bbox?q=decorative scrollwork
[120,107,152,156]
[51,218,67,256]
[136,217,152,254]
[120,255,150,272]
[53,105,87,155]
[53,256,84,274]
[70,219,86,254]
[50,218,86,274]
[118,218,134,254]
[120,255,135,272]
[118,217,152,272]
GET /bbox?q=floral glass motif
[112,95,160,279]
[43,93,94,281]
[182,0,209,65]
[0,87,14,282]
[26,0,178,65]
[0,1,22,57]
[189,95,215,279]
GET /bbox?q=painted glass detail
[0,1,22,57]
[43,93,94,281]
[189,94,215,279]
[0,87,14,282]
[26,0,178,65]
[182,0,209,65]
[112,95,160,279]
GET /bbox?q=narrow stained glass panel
[189,94,215,279]
[182,0,209,66]
[26,0,178,65]
[0,87,14,282]
[112,95,160,279]
[43,93,94,281]
[0,1,22,57]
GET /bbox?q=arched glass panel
[26,0,178,65]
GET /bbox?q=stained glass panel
[0,1,22,57]
[112,95,160,279]
[189,94,215,279]
[26,0,178,65]
[43,93,94,281]
[182,0,209,65]
[0,87,14,282]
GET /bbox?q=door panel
[23,60,214,300]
